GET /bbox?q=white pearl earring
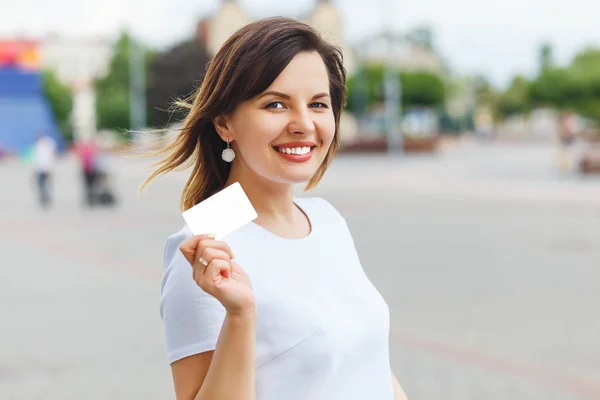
[221,137,236,163]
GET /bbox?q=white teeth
[276,146,312,155]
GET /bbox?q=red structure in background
[0,40,40,70]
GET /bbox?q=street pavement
[1,141,599,399]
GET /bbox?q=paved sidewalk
[1,143,599,399]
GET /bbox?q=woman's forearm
[392,372,408,400]
[195,310,256,400]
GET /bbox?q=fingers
[194,258,232,290]
[181,234,235,286]
[179,234,235,266]
[197,239,235,260]
[179,234,210,265]
[199,248,232,267]
[193,246,232,282]
[210,259,232,280]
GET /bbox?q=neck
[224,162,298,224]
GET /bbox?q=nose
[288,108,316,135]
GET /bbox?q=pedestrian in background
[32,133,57,208]
[74,138,100,207]
[558,111,577,171]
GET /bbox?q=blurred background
[1,0,600,399]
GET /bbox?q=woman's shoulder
[295,196,340,214]
[295,196,346,223]
[163,225,193,268]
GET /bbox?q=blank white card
[182,182,258,240]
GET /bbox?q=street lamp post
[128,36,146,133]
[383,0,403,155]
[384,59,403,153]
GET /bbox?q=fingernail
[208,233,216,239]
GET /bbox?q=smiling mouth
[272,145,316,155]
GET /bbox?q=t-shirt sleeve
[160,228,226,364]
[313,197,350,230]
[313,197,363,261]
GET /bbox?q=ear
[213,115,235,142]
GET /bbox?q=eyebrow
[257,91,330,100]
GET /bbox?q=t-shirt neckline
[249,198,314,242]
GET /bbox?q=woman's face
[219,51,336,186]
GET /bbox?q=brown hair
[141,17,347,211]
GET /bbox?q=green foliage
[346,63,384,113]
[492,46,600,125]
[497,75,530,117]
[529,47,600,123]
[42,69,73,142]
[346,63,445,114]
[96,88,130,132]
[95,33,132,133]
[95,32,153,137]
[402,70,445,107]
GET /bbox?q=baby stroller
[93,154,117,207]
[94,171,117,206]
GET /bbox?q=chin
[272,167,318,185]
[284,173,316,185]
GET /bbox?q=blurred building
[198,0,356,75]
[200,1,443,76]
[304,0,356,74]
[355,29,445,75]
[40,36,112,141]
[201,0,252,58]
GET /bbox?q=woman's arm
[392,372,408,400]
[171,309,256,400]
[172,236,257,400]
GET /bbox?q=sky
[3,0,600,88]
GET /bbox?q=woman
[143,17,408,400]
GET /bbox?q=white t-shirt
[160,197,394,400]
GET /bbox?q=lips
[272,142,317,163]
[274,145,313,155]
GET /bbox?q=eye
[310,102,329,109]
[266,102,285,109]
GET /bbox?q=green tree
[42,69,73,142]
[95,32,153,137]
[502,46,600,125]
[497,75,530,117]
[346,63,445,113]
[401,70,445,107]
[570,48,600,98]
[346,63,385,113]
[569,48,600,123]
[95,33,131,134]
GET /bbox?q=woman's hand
[180,234,255,316]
